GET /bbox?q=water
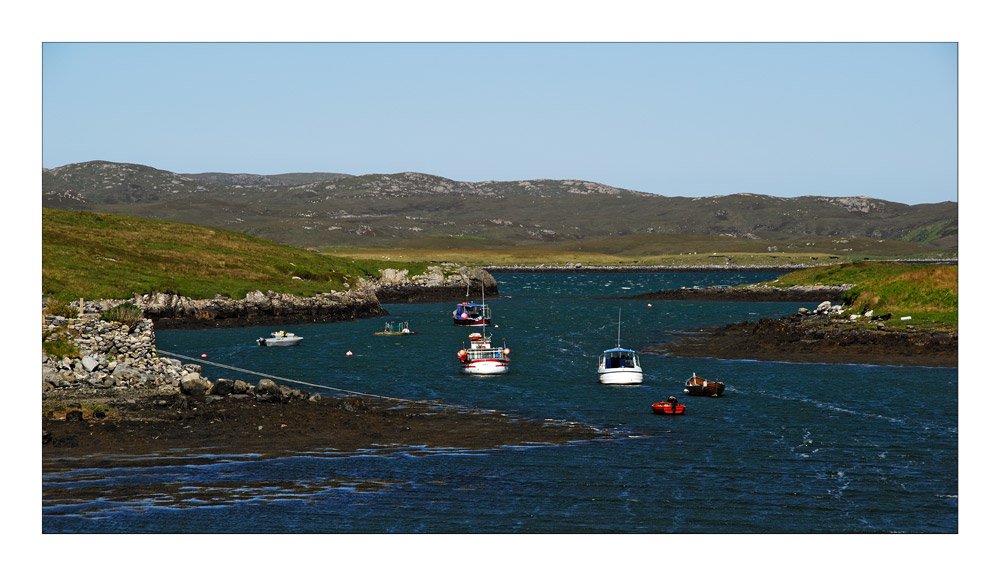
[42,273,958,533]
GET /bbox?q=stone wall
[42,314,198,392]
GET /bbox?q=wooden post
[79,298,84,317]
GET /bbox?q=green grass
[322,246,851,268]
[42,208,415,301]
[42,328,80,358]
[321,231,950,268]
[768,262,957,331]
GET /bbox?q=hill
[42,162,957,257]
[41,208,395,301]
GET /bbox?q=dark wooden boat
[652,400,686,415]
[684,373,725,397]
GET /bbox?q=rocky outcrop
[368,265,498,303]
[79,288,387,329]
[647,305,957,367]
[624,284,853,303]
[72,265,496,326]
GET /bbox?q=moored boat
[652,397,686,415]
[256,331,303,347]
[684,373,725,397]
[457,331,510,375]
[598,309,643,385]
[453,301,491,326]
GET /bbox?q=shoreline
[646,314,957,368]
[42,389,615,473]
[620,284,851,302]
[484,260,956,274]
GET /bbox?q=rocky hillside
[42,161,958,251]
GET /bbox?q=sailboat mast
[617,307,622,348]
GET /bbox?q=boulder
[81,356,99,372]
[210,379,235,396]
[179,373,210,395]
[255,378,283,402]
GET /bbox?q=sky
[42,41,958,205]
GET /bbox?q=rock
[210,379,235,396]
[255,379,282,402]
[81,356,99,372]
[65,410,84,422]
[179,374,210,396]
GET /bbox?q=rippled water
[43,272,958,533]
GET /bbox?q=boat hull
[257,337,303,347]
[460,359,510,375]
[454,317,491,326]
[651,402,686,415]
[598,369,643,385]
[684,376,725,397]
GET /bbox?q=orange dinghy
[651,400,686,415]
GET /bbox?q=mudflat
[42,390,612,473]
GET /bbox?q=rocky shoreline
[483,260,956,274]
[70,264,497,329]
[41,306,611,471]
[42,388,611,474]
[485,264,810,273]
[647,306,958,367]
[622,284,853,302]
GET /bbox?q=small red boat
[652,400,686,415]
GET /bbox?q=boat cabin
[455,302,485,318]
[600,348,640,370]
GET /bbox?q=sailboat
[597,309,643,385]
[453,275,491,326]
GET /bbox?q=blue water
[42,273,958,533]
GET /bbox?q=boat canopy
[600,348,639,369]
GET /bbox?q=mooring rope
[157,349,479,411]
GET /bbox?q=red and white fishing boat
[457,330,510,375]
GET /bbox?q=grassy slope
[42,208,396,301]
[769,262,958,331]
[321,232,947,268]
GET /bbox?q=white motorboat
[256,331,303,346]
[597,309,643,385]
[457,331,510,375]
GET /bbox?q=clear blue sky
[42,42,957,205]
